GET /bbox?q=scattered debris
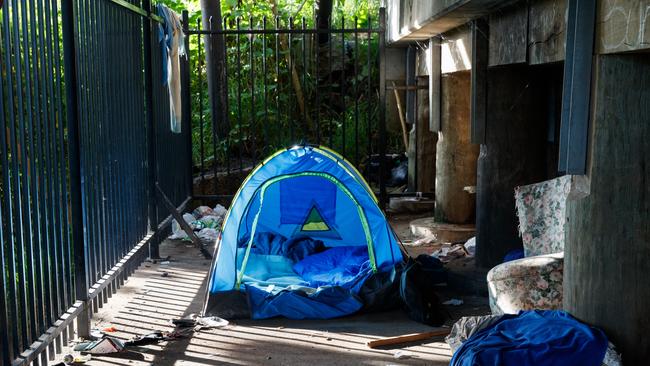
[75,337,124,354]
[431,243,468,263]
[170,204,227,241]
[125,331,166,346]
[63,354,92,364]
[446,315,503,353]
[464,237,476,257]
[411,235,438,246]
[442,299,464,306]
[196,316,229,329]
[393,351,412,360]
[171,315,229,330]
[161,271,169,277]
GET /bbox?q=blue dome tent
[203,145,404,319]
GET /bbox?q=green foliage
[156,0,393,172]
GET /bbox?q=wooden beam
[528,0,568,64]
[470,18,488,144]
[596,0,650,54]
[488,1,528,66]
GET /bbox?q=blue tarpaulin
[451,310,608,366]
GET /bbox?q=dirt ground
[57,215,489,366]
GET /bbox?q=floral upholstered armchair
[486,175,577,315]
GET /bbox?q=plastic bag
[169,213,196,240]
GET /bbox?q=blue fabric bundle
[451,310,608,366]
[246,284,363,320]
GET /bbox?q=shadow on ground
[58,232,488,366]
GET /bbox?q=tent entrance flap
[236,172,377,289]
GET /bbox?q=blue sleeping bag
[451,310,608,366]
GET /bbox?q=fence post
[181,11,193,198]
[378,7,387,209]
[142,0,160,258]
[61,0,91,339]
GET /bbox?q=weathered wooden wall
[564,54,650,365]
[475,65,556,267]
[596,0,650,54]
[489,1,528,66]
[435,71,478,224]
[528,0,567,64]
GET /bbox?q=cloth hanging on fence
[156,4,185,134]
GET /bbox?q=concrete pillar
[434,71,478,224]
[475,65,551,268]
[564,54,650,364]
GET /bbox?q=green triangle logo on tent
[301,205,331,232]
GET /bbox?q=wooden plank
[488,1,528,66]
[528,0,568,64]
[470,18,488,144]
[596,0,650,54]
[366,329,451,348]
[564,54,650,365]
[441,27,472,73]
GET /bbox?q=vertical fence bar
[249,17,256,163]
[315,15,321,145]
[197,19,205,180]
[182,11,193,197]
[262,16,269,154]
[4,0,25,352]
[0,15,13,362]
[301,17,307,130]
[378,8,387,208]
[275,16,280,148]
[62,0,91,339]
[288,17,294,143]
[366,14,372,180]
[340,16,346,155]
[19,0,39,345]
[236,17,243,171]
[327,15,333,147]
[354,16,359,166]
[143,0,159,258]
[223,15,231,178]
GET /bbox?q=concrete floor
[58,217,489,366]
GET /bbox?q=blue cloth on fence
[450,310,608,366]
[246,284,363,320]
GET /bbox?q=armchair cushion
[515,175,572,257]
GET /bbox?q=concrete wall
[386,0,513,44]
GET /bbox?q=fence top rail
[105,0,163,23]
[185,27,382,35]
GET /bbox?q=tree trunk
[200,0,229,141]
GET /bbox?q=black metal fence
[0,0,191,364]
[185,8,390,205]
